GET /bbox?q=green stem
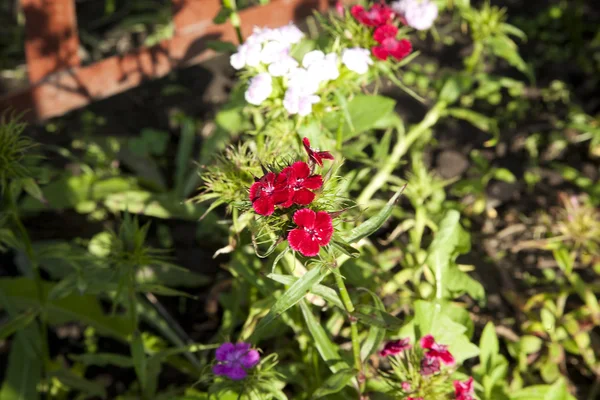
[356,102,446,205]
[224,0,244,44]
[6,190,50,383]
[333,269,362,391]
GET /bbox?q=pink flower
[351,3,393,27]
[281,161,323,207]
[303,138,334,167]
[379,338,412,357]
[249,172,289,216]
[407,398,423,400]
[288,209,333,257]
[213,342,260,380]
[372,25,412,61]
[454,377,475,400]
[401,382,412,392]
[335,1,344,16]
[420,334,455,366]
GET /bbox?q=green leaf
[346,187,404,244]
[299,301,349,373]
[213,7,232,24]
[253,267,329,336]
[479,322,499,370]
[0,310,38,340]
[330,237,360,258]
[352,304,403,331]
[136,264,210,288]
[267,274,344,310]
[21,178,46,204]
[50,369,107,399]
[0,278,132,340]
[500,23,527,41]
[486,36,530,77]
[136,284,197,299]
[493,168,516,183]
[174,117,196,197]
[324,95,396,141]
[312,368,357,398]
[206,40,237,53]
[447,108,497,133]
[359,289,387,361]
[70,353,134,368]
[0,331,41,400]
[131,332,147,393]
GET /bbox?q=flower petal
[390,38,412,60]
[291,161,311,179]
[288,228,310,253]
[298,237,320,257]
[373,24,398,43]
[241,349,260,368]
[293,188,316,205]
[314,211,333,245]
[226,365,247,380]
[249,181,263,202]
[293,208,316,228]
[419,334,435,349]
[303,175,323,190]
[439,350,455,366]
[252,195,274,216]
[372,46,389,61]
[215,342,235,362]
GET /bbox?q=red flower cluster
[350,2,411,62]
[249,161,323,216]
[454,377,475,400]
[248,138,336,257]
[373,25,412,61]
[351,3,393,27]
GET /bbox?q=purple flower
[212,342,260,380]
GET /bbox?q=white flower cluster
[391,0,438,31]
[232,24,373,116]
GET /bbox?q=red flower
[281,161,323,207]
[454,377,475,400]
[420,355,440,376]
[420,334,455,366]
[372,25,412,61]
[288,208,333,257]
[249,172,289,216]
[303,138,334,167]
[379,338,412,357]
[351,3,392,27]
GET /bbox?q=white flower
[260,40,290,64]
[230,42,262,69]
[245,73,272,105]
[342,48,373,74]
[302,51,339,83]
[283,87,320,116]
[246,26,275,44]
[277,23,304,45]
[268,55,299,77]
[287,67,320,95]
[391,0,438,31]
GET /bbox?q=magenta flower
[420,355,440,376]
[372,24,412,61]
[281,161,323,207]
[213,342,260,380]
[288,208,333,257]
[379,338,412,357]
[420,334,455,366]
[454,377,475,400]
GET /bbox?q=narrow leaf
[131,332,147,393]
[352,304,403,331]
[0,331,41,400]
[0,310,38,340]
[312,368,357,398]
[299,301,349,373]
[70,353,134,368]
[346,187,405,244]
[267,273,344,310]
[253,267,329,335]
